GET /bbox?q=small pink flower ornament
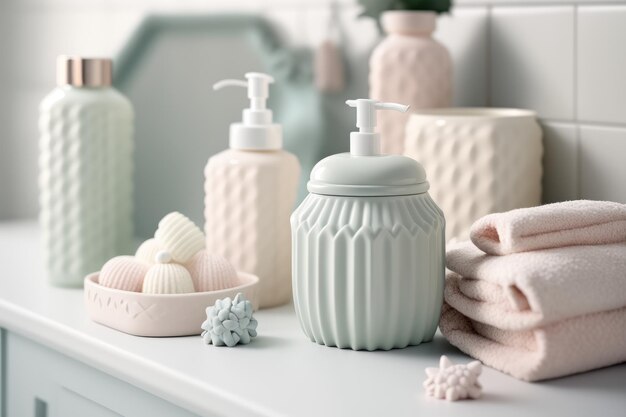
[424,355,482,401]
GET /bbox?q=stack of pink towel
[440,200,626,381]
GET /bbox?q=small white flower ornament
[424,355,483,401]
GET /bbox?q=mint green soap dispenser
[291,99,445,351]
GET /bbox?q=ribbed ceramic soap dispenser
[291,99,445,351]
[205,72,300,308]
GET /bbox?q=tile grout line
[486,4,493,107]
[573,4,578,122]
[540,118,626,129]
[455,0,626,6]
[0,329,5,417]
[576,125,582,200]
[573,4,581,199]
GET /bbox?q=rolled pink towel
[470,200,626,255]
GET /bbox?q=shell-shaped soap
[135,238,164,264]
[99,256,149,292]
[154,212,205,263]
[142,251,196,294]
[184,250,239,292]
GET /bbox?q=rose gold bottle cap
[56,56,112,87]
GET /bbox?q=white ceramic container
[291,99,445,351]
[405,108,543,241]
[39,57,134,287]
[370,11,452,155]
[84,272,259,337]
[205,73,300,308]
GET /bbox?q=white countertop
[0,221,625,417]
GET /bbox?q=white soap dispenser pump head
[346,99,409,156]
[213,72,282,150]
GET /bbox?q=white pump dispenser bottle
[291,98,445,350]
[205,72,301,308]
[345,99,409,156]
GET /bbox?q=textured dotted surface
[370,34,452,155]
[38,90,134,286]
[204,150,300,308]
[405,116,543,241]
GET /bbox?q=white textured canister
[405,108,543,241]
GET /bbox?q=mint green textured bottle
[38,56,134,287]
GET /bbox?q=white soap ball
[184,250,239,292]
[99,256,149,292]
[154,212,205,263]
[135,238,163,264]
[142,251,196,294]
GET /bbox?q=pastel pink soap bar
[99,256,149,292]
[185,250,238,292]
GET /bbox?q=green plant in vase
[359,0,453,22]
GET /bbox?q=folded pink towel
[440,303,626,381]
[446,241,626,328]
[470,200,626,255]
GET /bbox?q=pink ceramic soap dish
[84,272,259,337]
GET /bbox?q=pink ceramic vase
[369,11,452,155]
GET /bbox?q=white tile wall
[541,123,579,203]
[579,125,626,203]
[5,10,140,89]
[5,90,43,219]
[438,7,489,106]
[487,2,626,204]
[577,5,626,124]
[490,6,575,120]
[1,0,626,219]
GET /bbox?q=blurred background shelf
[2,0,626,228]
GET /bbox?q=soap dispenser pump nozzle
[346,99,409,156]
[213,72,282,150]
